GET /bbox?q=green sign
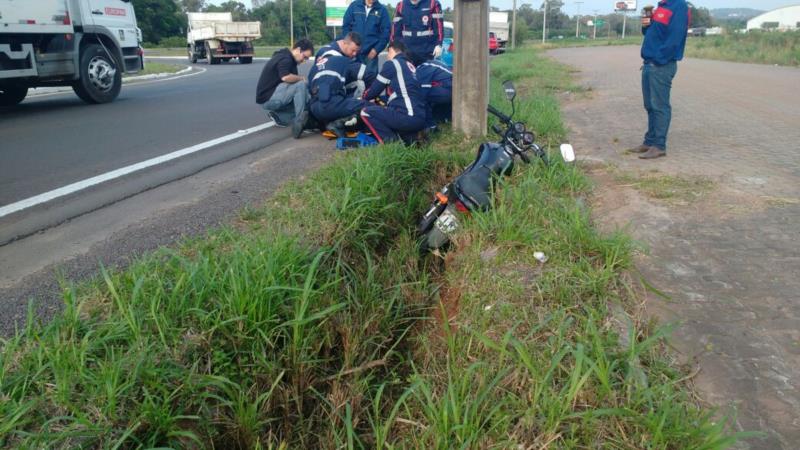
[595,19,606,27]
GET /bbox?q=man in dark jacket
[342,0,391,74]
[360,41,426,144]
[415,58,451,128]
[255,39,314,138]
[390,0,444,65]
[630,0,689,159]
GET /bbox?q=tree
[204,1,249,21]
[133,0,184,44]
[178,0,205,13]
[687,2,713,28]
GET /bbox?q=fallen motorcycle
[417,80,576,253]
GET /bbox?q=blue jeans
[642,61,677,151]
[360,53,379,75]
[261,80,307,125]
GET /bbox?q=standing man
[360,42,426,144]
[341,0,391,74]
[630,1,690,159]
[256,39,314,139]
[390,0,444,66]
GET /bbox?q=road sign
[595,19,606,27]
[326,0,353,27]
[614,1,637,11]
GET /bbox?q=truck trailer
[186,12,261,65]
[0,0,143,106]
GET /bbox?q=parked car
[438,22,503,68]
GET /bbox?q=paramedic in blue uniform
[415,58,451,128]
[631,0,690,160]
[308,52,366,134]
[390,0,444,66]
[360,41,426,144]
[305,33,366,132]
[341,0,391,74]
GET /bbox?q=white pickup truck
[187,12,261,65]
[0,0,143,106]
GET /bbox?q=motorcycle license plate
[435,209,459,234]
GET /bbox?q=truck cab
[0,0,143,106]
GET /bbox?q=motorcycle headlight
[513,122,526,134]
[522,132,535,146]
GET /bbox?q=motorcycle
[417,80,576,253]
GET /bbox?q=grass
[0,48,741,448]
[685,31,800,66]
[614,168,715,204]
[126,62,185,78]
[533,35,644,50]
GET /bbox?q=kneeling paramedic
[360,41,426,144]
[416,58,451,128]
[308,54,367,136]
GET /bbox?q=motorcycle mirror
[502,80,516,101]
[560,144,576,163]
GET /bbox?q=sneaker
[325,117,348,138]
[639,147,666,159]
[626,144,650,154]
[267,111,288,127]
[292,111,308,139]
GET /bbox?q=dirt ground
[548,46,800,449]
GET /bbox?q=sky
[210,1,797,15]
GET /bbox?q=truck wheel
[206,43,220,65]
[72,43,121,104]
[240,56,253,64]
[188,45,197,64]
[0,86,28,107]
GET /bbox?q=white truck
[186,12,261,65]
[0,0,143,106]
[490,11,509,48]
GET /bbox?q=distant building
[746,5,800,31]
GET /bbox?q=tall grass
[685,31,800,66]
[0,48,739,448]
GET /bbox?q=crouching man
[360,41,426,144]
[255,39,314,138]
[308,52,367,136]
[416,58,451,129]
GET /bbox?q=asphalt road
[0,58,277,206]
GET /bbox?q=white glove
[432,45,442,58]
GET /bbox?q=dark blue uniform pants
[310,96,365,123]
[425,86,451,128]
[361,105,426,144]
[642,61,677,151]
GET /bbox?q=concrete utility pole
[453,0,489,137]
[511,0,517,49]
[542,0,548,44]
[575,1,583,38]
[622,12,627,39]
[593,10,598,39]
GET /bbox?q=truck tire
[240,56,253,64]
[206,42,220,65]
[0,86,28,107]
[72,43,122,104]
[188,45,198,64]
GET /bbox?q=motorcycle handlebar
[487,104,512,124]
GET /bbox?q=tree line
[133,0,712,47]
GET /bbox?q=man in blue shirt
[342,0,391,74]
[630,0,690,159]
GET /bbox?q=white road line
[0,121,276,218]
